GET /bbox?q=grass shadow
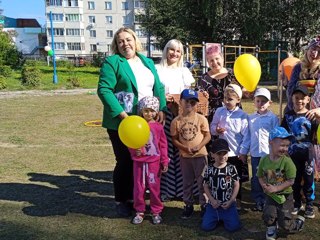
[0,171,121,218]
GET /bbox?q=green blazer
[97,53,166,130]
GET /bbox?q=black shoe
[200,204,207,217]
[181,205,194,219]
[116,202,132,217]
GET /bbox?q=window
[135,29,145,37]
[105,1,112,10]
[66,0,78,7]
[90,30,96,37]
[66,28,84,36]
[122,2,128,10]
[47,28,64,36]
[89,16,96,23]
[106,16,112,24]
[67,42,84,51]
[65,14,82,21]
[48,13,63,22]
[134,1,145,8]
[106,30,113,38]
[90,44,97,52]
[53,42,65,50]
[46,0,63,6]
[88,1,95,10]
[106,44,111,52]
[123,16,129,24]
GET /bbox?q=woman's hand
[157,111,165,124]
[166,94,174,102]
[216,126,226,134]
[118,111,128,120]
[306,108,320,122]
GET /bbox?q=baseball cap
[138,96,159,112]
[254,88,271,101]
[292,84,309,96]
[307,36,320,49]
[180,89,199,102]
[269,127,293,141]
[225,84,242,99]
[211,138,230,154]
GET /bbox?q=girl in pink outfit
[129,96,169,225]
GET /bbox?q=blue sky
[2,0,46,25]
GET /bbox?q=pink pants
[133,161,163,215]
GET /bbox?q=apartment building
[45,0,161,57]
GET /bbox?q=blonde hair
[111,27,142,55]
[300,50,320,79]
[160,39,184,67]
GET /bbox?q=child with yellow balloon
[127,96,169,225]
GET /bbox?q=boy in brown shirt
[171,89,211,219]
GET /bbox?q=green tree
[0,27,20,67]
[141,0,320,52]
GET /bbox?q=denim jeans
[251,157,265,205]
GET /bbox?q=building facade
[45,0,161,57]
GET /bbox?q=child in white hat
[129,96,169,225]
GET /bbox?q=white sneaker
[292,205,304,215]
[266,225,277,240]
[131,213,144,224]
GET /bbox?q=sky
[1,0,46,26]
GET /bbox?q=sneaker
[292,205,304,215]
[291,215,305,232]
[200,204,207,217]
[266,225,277,240]
[304,205,315,219]
[252,202,264,212]
[116,202,132,217]
[181,205,194,219]
[131,212,144,224]
[152,214,163,224]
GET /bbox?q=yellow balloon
[317,125,320,145]
[234,54,261,92]
[118,115,150,149]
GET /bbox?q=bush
[21,67,41,87]
[56,60,73,68]
[0,76,7,89]
[0,65,12,77]
[24,59,46,67]
[66,76,82,88]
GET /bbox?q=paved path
[0,89,96,99]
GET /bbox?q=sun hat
[292,84,309,96]
[211,138,230,154]
[225,84,242,99]
[254,88,271,101]
[180,89,199,102]
[269,127,293,141]
[138,96,159,112]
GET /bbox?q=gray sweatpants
[180,156,207,206]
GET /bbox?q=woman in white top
[156,39,195,201]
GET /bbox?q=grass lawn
[0,89,319,240]
[4,64,100,91]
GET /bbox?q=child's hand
[186,147,194,155]
[135,149,142,156]
[161,165,168,173]
[216,126,226,134]
[239,154,247,163]
[166,94,174,102]
[263,184,277,193]
[209,198,221,209]
[190,146,200,154]
[221,200,232,209]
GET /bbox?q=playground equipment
[185,42,291,120]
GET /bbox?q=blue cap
[180,89,199,102]
[269,127,293,141]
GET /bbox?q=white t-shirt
[156,65,195,94]
[128,58,154,100]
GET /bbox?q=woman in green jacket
[97,27,166,217]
